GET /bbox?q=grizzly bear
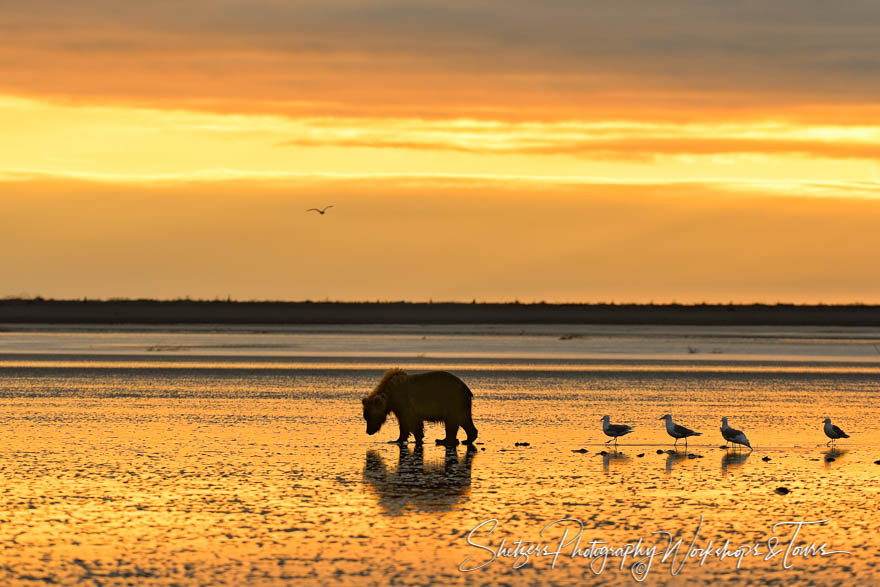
[361,369,478,446]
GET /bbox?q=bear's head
[362,395,388,435]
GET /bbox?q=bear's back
[389,371,472,420]
[406,371,471,396]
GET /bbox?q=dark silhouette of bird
[721,417,752,451]
[600,415,634,446]
[660,414,701,449]
[307,205,334,215]
[823,417,850,446]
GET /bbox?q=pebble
[775,487,790,495]
[515,442,530,447]
[656,449,664,454]
[571,448,589,454]
[597,451,608,456]
[762,456,771,461]
[636,453,645,458]
[875,460,880,465]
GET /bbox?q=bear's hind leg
[436,420,460,447]
[461,400,478,445]
[463,418,478,445]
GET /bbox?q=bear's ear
[361,397,368,405]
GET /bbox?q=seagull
[823,417,850,446]
[601,415,634,447]
[720,417,752,451]
[307,205,334,215]
[660,414,701,449]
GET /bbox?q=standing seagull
[823,417,850,446]
[720,417,752,451]
[660,414,701,449]
[601,415,634,447]
[307,205,334,215]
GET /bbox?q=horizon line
[4,297,880,308]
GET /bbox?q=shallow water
[1,325,878,584]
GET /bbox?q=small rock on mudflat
[572,448,589,454]
[762,456,771,462]
[775,487,790,495]
[636,453,645,458]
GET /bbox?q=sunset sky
[3,1,880,302]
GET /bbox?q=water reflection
[601,449,630,473]
[823,447,848,469]
[721,450,752,476]
[665,450,691,473]
[363,444,475,514]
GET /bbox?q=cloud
[278,136,880,161]
[4,94,880,194]
[2,1,880,118]
[277,117,880,161]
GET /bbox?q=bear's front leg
[413,421,425,445]
[389,417,410,444]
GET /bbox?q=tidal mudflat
[1,325,878,584]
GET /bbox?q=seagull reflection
[721,450,751,476]
[823,447,848,469]
[602,449,630,474]
[363,444,475,514]
[665,450,690,473]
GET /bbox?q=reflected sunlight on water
[0,326,878,584]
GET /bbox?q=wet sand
[1,397,877,585]
[1,326,878,584]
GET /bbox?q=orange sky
[2,1,880,302]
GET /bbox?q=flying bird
[601,415,634,447]
[307,205,334,215]
[823,417,850,446]
[660,414,701,449]
[720,417,752,451]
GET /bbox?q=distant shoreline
[2,299,880,326]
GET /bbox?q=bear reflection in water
[363,444,476,513]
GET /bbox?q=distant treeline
[2,299,880,326]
